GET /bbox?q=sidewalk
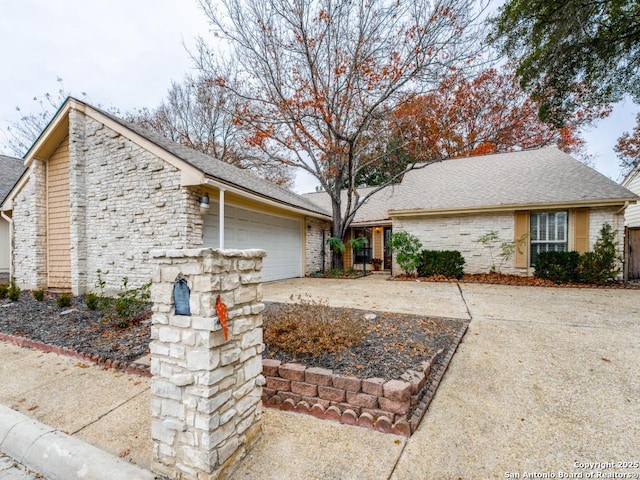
[1,276,638,479]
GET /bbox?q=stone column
[149,248,266,480]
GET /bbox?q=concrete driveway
[253,276,640,479]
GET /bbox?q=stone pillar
[149,248,266,480]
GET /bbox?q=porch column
[219,188,225,250]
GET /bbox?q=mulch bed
[263,301,466,380]
[392,272,640,289]
[0,292,150,364]
[0,292,468,384]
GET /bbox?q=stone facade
[11,160,48,290]
[304,217,331,274]
[11,110,204,294]
[150,248,265,480]
[393,211,524,275]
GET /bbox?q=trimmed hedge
[416,250,465,279]
[533,251,581,283]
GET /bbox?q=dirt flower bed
[391,272,640,289]
[263,300,466,380]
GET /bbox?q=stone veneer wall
[304,217,331,274]
[150,248,265,480]
[76,111,204,293]
[11,159,48,290]
[393,211,524,275]
[12,109,205,294]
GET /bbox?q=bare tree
[129,72,293,186]
[196,0,487,268]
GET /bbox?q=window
[530,211,568,265]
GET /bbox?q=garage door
[203,203,302,282]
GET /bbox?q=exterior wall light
[199,193,210,213]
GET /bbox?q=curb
[0,405,156,480]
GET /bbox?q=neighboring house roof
[391,147,637,214]
[304,147,638,224]
[0,155,26,208]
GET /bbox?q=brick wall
[261,357,439,436]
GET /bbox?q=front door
[628,228,640,280]
[383,227,392,270]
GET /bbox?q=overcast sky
[1,0,638,193]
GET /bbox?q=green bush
[32,289,45,301]
[533,251,581,283]
[388,232,423,275]
[56,294,72,308]
[7,279,20,302]
[97,275,151,328]
[0,284,7,299]
[85,292,99,310]
[578,223,620,284]
[416,250,465,279]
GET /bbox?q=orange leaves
[391,66,587,162]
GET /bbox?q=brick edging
[0,333,152,377]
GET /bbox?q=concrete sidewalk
[0,276,638,479]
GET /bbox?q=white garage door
[203,203,302,282]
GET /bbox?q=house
[305,148,638,276]
[1,97,331,294]
[2,95,637,291]
[0,155,26,283]
[622,163,640,279]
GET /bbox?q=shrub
[104,277,151,328]
[0,284,7,299]
[578,223,620,285]
[533,251,581,283]
[32,289,45,301]
[264,294,366,357]
[56,294,72,308]
[388,231,423,275]
[7,279,20,302]
[85,292,99,310]
[416,250,465,279]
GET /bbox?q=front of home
[2,97,637,292]
[305,149,638,276]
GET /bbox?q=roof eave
[389,198,639,217]
[202,177,331,219]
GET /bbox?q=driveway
[251,276,640,479]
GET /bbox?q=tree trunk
[331,195,346,271]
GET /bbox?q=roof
[304,147,638,223]
[84,101,330,218]
[16,96,330,218]
[303,186,399,224]
[391,147,637,213]
[0,155,25,207]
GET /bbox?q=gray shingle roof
[79,99,330,217]
[304,147,638,223]
[0,155,25,207]
[303,186,399,224]
[392,147,638,212]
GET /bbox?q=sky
[0,0,638,193]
